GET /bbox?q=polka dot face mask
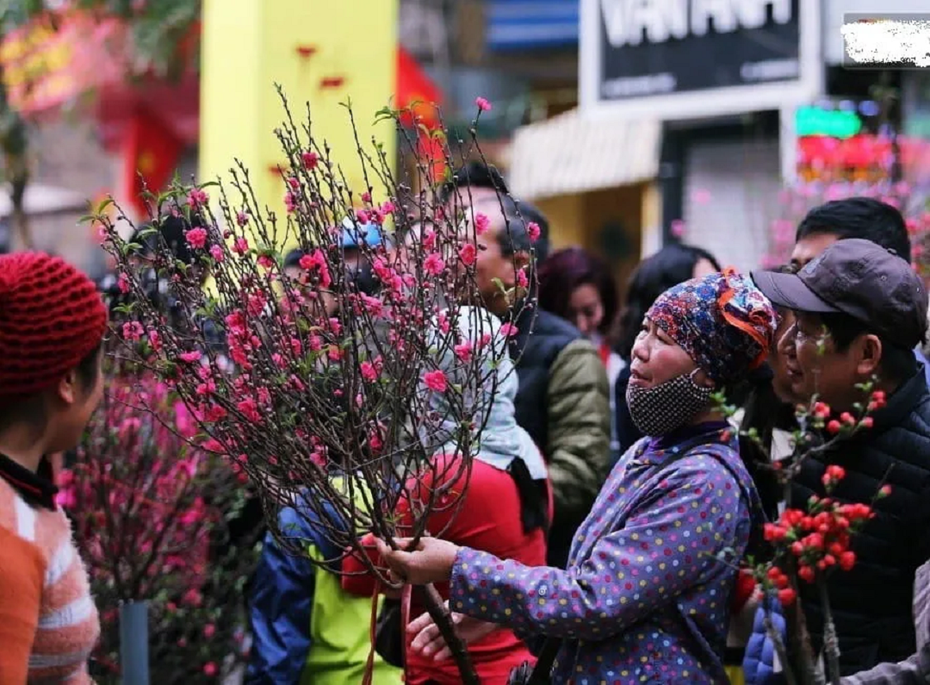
[625,368,713,437]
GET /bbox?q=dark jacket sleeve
[545,338,611,520]
[245,507,317,685]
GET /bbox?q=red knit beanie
[0,252,108,399]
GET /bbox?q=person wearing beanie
[0,252,107,683]
[373,270,776,684]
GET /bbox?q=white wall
[682,137,783,273]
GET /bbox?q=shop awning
[507,108,661,200]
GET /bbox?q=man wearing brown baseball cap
[751,238,930,676]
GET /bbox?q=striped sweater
[0,476,99,683]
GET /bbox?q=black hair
[284,249,306,269]
[486,194,552,265]
[440,161,509,203]
[616,243,721,359]
[796,197,911,263]
[537,247,619,337]
[136,212,209,267]
[735,362,796,523]
[820,311,918,384]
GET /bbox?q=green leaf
[95,197,115,214]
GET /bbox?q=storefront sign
[580,0,823,120]
[486,0,579,51]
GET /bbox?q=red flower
[777,588,797,606]
[302,150,319,169]
[360,361,379,382]
[123,321,144,341]
[825,465,846,481]
[764,523,787,542]
[798,565,816,583]
[499,322,519,338]
[187,188,209,208]
[424,253,445,275]
[839,551,856,571]
[299,249,332,289]
[454,342,473,362]
[840,412,856,425]
[185,227,208,249]
[878,484,893,498]
[236,398,262,423]
[423,369,448,392]
[812,401,831,419]
[527,221,541,242]
[475,96,492,112]
[474,212,490,236]
[860,417,874,429]
[826,420,842,435]
[459,243,477,266]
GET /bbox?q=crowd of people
[1,161,930,685]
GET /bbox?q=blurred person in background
[0,253,107,683]
[614,243,720,458]
[538,247,624,462]
[442,165,610,570]
[790,197,930,384]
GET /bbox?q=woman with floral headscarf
[377,270,777,684]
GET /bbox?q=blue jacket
[246,499,341,684]
[245,491,401,685]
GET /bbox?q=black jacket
[508,304,611,569]
[791,371,930,675]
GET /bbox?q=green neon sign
[796,106,863,139]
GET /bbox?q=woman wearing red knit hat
[0,252,107,683]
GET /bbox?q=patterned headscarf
[646,269,777,385]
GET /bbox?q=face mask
[625,369,713,437]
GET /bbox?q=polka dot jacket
[449,427,759,684]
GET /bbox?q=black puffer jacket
[791,371,930,675]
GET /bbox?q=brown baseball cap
[751,238,929,349]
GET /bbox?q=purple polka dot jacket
[449,426,759,684]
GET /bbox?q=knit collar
[0,453,58,510]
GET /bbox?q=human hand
[375,537,460,586]
[407,604,498,661]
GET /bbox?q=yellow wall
[536,182,655,300]
[537,193,585,248]
[199,0,398,247]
